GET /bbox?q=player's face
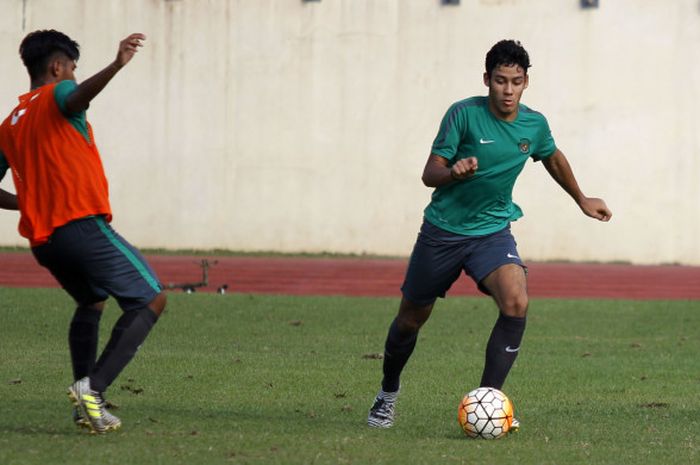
[484,65,528,121]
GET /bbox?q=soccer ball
[457,387,514,439]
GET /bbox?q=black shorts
[401,220,526,305]
[32,216,162,311]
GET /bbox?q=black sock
[90,307,158,393]
[480,314,526,389]
[381,318,418,393]
[69,307,103,381]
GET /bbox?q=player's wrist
[110,60,124,72]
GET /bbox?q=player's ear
[49,58,62,78]
[523,73,529,90]
[483,72,490,87]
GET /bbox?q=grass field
[1,288,699,465]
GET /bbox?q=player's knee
[396,315,423,333]
[397,298,433,332]
[500,293,528,317]
[82,301,106,312]
[148,292,167,316]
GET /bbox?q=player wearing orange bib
[0,79,111,245]
[0,30,166,434]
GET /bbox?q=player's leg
[462,226,528,390]
[381,297,433,394]
[368,298,434,428]
[85,217,165,396]
[31,229,119,432]
[478,262,527,433]
[68,292,162,434]
[32,239,108,383]
[66,295,129,432]
[479,263,528,389]
[42,216,163,433]
[67,301,107,430]
[69,301,105,381]
[369,221,465,428]
[89,292,165,394]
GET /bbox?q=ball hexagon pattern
[457,387,514,439]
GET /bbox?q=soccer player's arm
[0,151,18,210]
[541,149,612,222]
[0,189,17,210]
[423,103,477,187]
[64,33,146,114]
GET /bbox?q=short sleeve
[530,114,556,161]
[53,80,79,115]
[431,102,469,161]
[53,80,90,141]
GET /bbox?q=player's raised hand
[116,33,146,68]
[579,197,612,222]
[65,33,146,112]
[451,157,478,180]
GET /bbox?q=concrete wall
[0,0,698,264]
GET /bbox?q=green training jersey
[424,96,556,236]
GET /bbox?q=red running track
[1,252,698,300]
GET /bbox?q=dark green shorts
[32,216,161,311]
[401,220,525,305]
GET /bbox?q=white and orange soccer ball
[457,387,514,439]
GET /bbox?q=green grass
[0,288,699,465]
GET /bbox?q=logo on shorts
[506,253,520,260]
[518,139,530,154]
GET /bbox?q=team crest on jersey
[518,139,531,154]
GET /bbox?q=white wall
[0,0,698,264]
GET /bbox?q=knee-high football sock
[480,314,526,389]
[69,307,103,380]
[90,307,158,392]
[381,318,418,393]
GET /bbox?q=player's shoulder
[518,102,548,121]
[444,96,488,120]
[27,81,80,119]
[52,80,77,104]
[27,82,62,102]
[53,80,76,93]
[449,96,487,111]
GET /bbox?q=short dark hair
[485,40,530,77]
[19,30,80,80]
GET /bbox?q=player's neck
[30,80,47,91]
[30,75,59,91]
[487,100,519,122]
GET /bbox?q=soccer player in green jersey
[367,40,612,429]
